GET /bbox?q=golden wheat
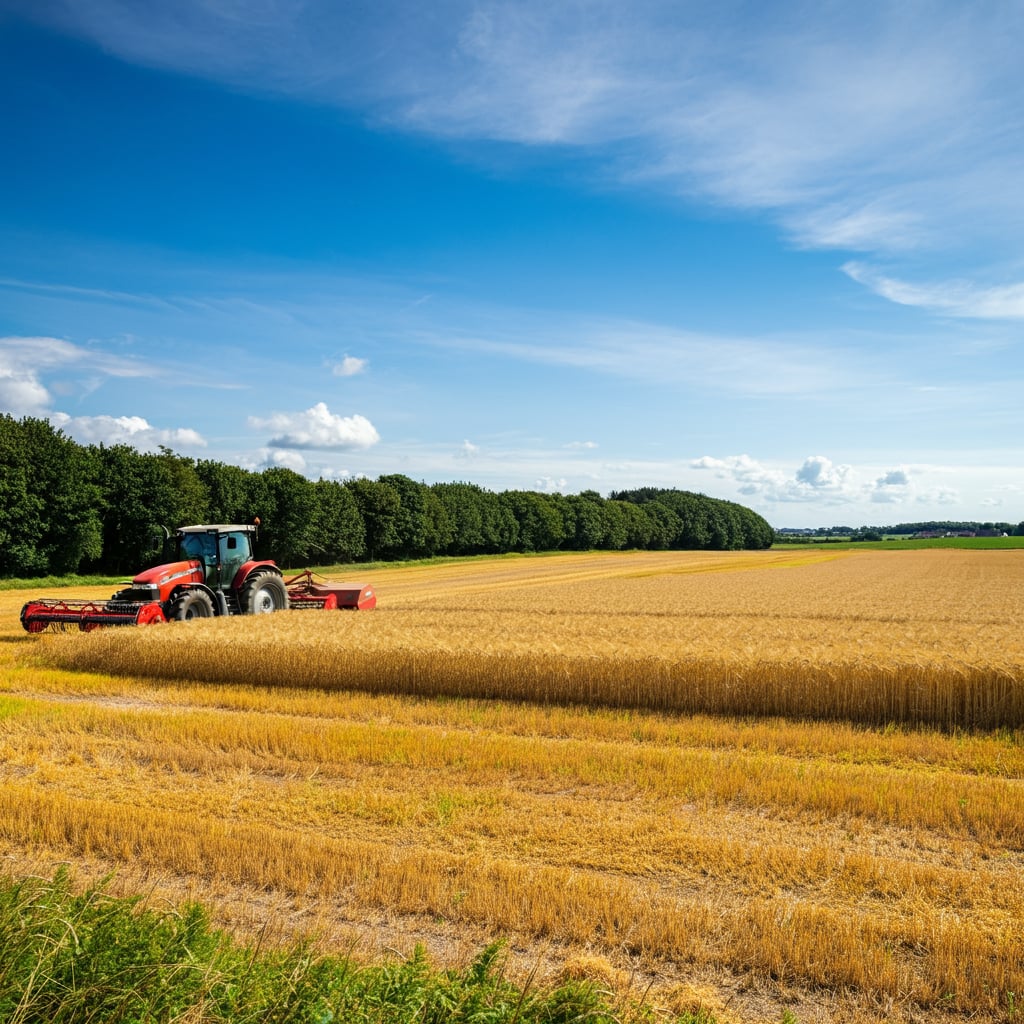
[2,548,1023,1022]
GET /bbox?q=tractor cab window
[218,531,251,586]
[180,532,216,565]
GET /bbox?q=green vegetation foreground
[0,869,643,1024]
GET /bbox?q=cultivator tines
[20,599,167,633]
[283,570,376,610]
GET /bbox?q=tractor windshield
[177,528,254,588]
[180,532,217,564]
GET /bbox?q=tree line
[0,415,773,577]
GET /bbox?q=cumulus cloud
[256,448,308,473]
[0,367,51,416]
[456,439,481,458]
[869,466,911,503]
[917,488,959,506]
[694,453,857,504]
[332,355,367,377]
[50,412,206,450]
[796,455,851,491]
[536,475,568,492]
[566,440,598,449]
[248,401,380,450]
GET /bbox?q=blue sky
[2,1,1023,528]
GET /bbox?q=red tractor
[21,523,376,633]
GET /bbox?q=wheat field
[1,548,1022,1023]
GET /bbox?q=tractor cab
[177,525,257,591]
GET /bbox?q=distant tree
[346,477,402,560]
[379,474,454,558]
[258,467,318,567]
[610,487,773,551]
[500,490,566,552]
[599,499,629,550]
[0,416,102,576]
[432,482,518,554]
[432,482,487,553]
[196,460,255,524]
[95,445,209,574]
[310,479,365,564]
[564,492,605,550]
[614,500,653,550]
[641,501,681,550]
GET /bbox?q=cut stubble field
[1,548,1022,1024]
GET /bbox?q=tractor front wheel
[170,589,216,621]
[241,572,289,615]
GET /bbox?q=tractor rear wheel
[241,571,289,615]
[170,589,215,621]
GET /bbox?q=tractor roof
[177,524,257,534]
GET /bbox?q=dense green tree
[95,446,162,574]
[310,479,366,564]
[258,467,318,568]
[195,460,254,524]
[379,474,455,558]
[613,500,652,550]
[432,482,518,554]
[0,417,104,575]
[564,492,605,550]
[432,482,486,553]
[599,499,629,550]
[640,501,680,550]
[500,491,567,552]
[346,477,402,560]
[611,487,773,551]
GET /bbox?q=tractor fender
[164,582,221,617]
[230,560,282,591]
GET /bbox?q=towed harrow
[283,570,376,611]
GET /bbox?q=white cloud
[868,466,911,504]
[916,488,960,506]
[0,333,162,418]
[843,262,1024,319]
[50,412,206,451]
[248,401,380,450]
[795,455,851,491]
[0,334,151,378]
[566,440,598,449]
[694,453,857,505]
[876,468,909,487]
[536,475,567,492]
[332,355,367,377]
[0,367,51,416]
[256,448,308,473]
[456,439,480,458]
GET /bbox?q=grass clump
[0,868,639,1024]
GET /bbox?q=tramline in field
[20,522,376,633]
